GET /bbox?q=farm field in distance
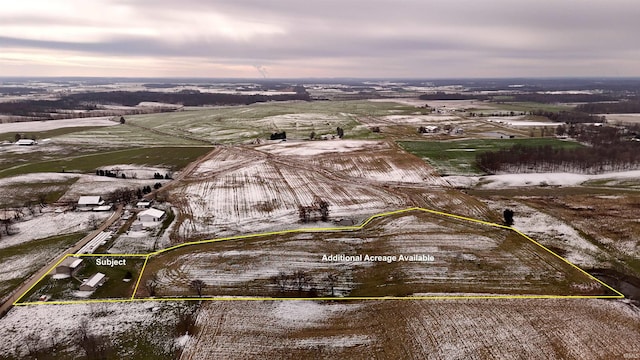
[1,78,639,359]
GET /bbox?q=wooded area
[476,125,640,174]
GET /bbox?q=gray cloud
[2,0,640,77]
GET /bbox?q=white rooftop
[78,196,103,205]
[16,139,36,145]
[60,257,83,268]
[139,208,165,219]
[84,272,105,288]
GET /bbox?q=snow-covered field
[0,173,77,187]
[311,151,446,185]
[95,164,172,180]
[144,210,603,298]
[383,114,460,124]
[176,157,406,238]
[181,301,365,359]
[181,299,640,359]
[446,170,640,189]
[0,117,116,134]
[486,116,558,127]
[603,113,640,124]
[256,139,389,156]
[0,211,110,250]
[0,302,191,358]
[107,230,156,254]
[59,174,170,201]
[482,199,607,267]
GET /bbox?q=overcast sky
[1,0,639,78]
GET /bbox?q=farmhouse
[54,257,84,277]
[15,139,36,146]
[77,196,105,211]
[79,272,106,291]
[138,208,165,222]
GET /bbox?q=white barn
[78,196,105,210]
[138,208,165,222]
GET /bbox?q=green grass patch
[398,138,584,175]
[0,146,212,178]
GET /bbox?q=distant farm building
[138,208,165,222]
[54,257,84,277]
[92,205,113,212]
[15,139,36,146]
[136,200,153,209]
[77,196,105,211]
[79,272,106,291]
[418,125,439,134]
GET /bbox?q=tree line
[476,143,640,174]
[476,125,640,174]
[576,100,640,114]
[0,89,310,119]
[529,110,605,124]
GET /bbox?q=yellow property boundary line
[13,207,624,306]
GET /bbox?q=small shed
[79,272,106,291]
[54,257,84,276]
[138,208,165,222]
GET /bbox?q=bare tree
[325,273,338,297]
[292,270,311,293]
[37,192,48,206]
[76,318,112,360]
[190,279,206,297]
[145,274,159,297]
[87,214,100,230]
[173,304,199,336]
[273,271,289,292]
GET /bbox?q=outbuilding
[77,196,105,211]
[79,272,106,291]
[54,257,84,277]
[136,200,153,209]
[138,208,165,222]
[15,139,36,146]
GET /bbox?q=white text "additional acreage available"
[322,254,435,263]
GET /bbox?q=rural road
[0,205,123,317]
